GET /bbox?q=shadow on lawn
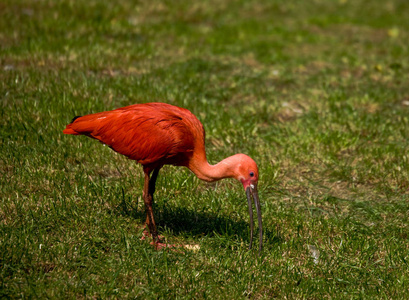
[117,198,283,247]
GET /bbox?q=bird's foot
[151,241,178,250]
[141,230,176,250]
[141,230,164,241]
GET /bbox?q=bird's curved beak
[245,184,263,253]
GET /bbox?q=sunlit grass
[1,0,409,298]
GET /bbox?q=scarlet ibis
[63,102,262,251]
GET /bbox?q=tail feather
[70,116,82,123]
[63,115,82,135]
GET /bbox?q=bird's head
[233,154,259,190]
[231,154,263,252]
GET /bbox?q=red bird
[63,103,262,251]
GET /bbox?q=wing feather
[64,103,199,166]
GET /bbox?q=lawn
[1,0,409,298]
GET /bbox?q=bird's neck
[188,155,237,182]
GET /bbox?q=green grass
[1,0,409,298]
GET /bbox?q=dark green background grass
[1,0,409,298]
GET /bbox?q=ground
[1,0,409,298]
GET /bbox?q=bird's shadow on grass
[117,197,283,248]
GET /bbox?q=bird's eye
[249,172,255,177]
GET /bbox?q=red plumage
[64,102,263,251]
[64,103,205,171]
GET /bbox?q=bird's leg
[143,167,162,246]
[146,168,160,229]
